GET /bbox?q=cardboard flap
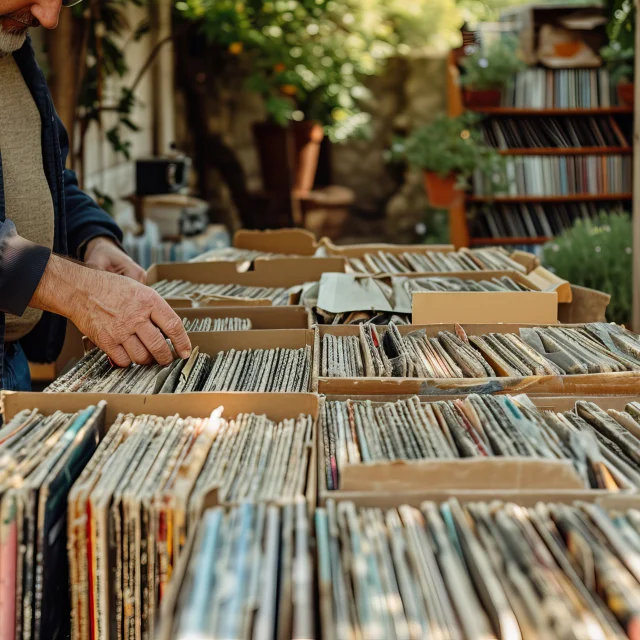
[233,228,319,255]
[509,250,540,272]
[317,273,395,314]
[412,291,558,325]
[558,285,611,324]
[339,458,585,492]
[526,266,572,303]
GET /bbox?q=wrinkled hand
[30,255,191,368]
[84,236,146,283]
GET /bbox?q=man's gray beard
[0,25,27,56]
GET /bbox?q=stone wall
[175,52,447,242]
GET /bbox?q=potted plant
[601,0,635,106]
[399,114,506,208]
[459,37,526,108]
[601,44,635,106]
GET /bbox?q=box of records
[318,392,640,504]
[314,322,640,396]
[147,256,345,306]
[0,391,318,640]
[314,270,559,326]
[178,305,312,331]
[60,330,316,394]
[316,495,640,639]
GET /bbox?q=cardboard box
[2,390,319,510]
[316,270,553,318]
[147,256,345,288]
[320,237,454,258]
[317,394,640,506]
[177,305,312,329]
[559,284,611,324]
[313,323,640,396]
[83,329,317,391]
[233,227,321,256]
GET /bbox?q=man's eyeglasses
[62,0,84,6]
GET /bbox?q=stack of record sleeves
[158,501,313,640]
[321,395,640,491]
[316,499,640,639]
[397,274,533,292]
[150,279,292,305]
[68,408,313,639]
[0,403,105,639]
[46,344,312,393]
[346,246,527,274]
[182,316,252,331]
[321,322,640,378]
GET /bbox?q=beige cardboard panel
[510,250,540,272]
[559,284,611,324]
[412,291,558,325]
[316,372,640,396]
[526,266,572,303]
[233,228,320,255]
[339,458,584,492]
[168,297,273,309]
[2,391,319,424]
[147,256,345,287]
[188,328,313,352]
[177,305,310,329]
[321,238,454,257]
[320,489,640,508]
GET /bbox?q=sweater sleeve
[0,219,51,316]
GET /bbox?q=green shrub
[460,37,526,90]
[542,212,632,325]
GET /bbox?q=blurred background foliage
[542,212,633,326]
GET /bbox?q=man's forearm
[29,254,91,318]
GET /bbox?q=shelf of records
[5,386,640,640]
[316,322,640,396]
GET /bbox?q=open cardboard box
[317,394,640,506]
[146,256,345,289]
[2,390,319,510]
[177,305,312,329]
[316,270,558,320]
[83,329,317,392]
[313,323,640,396]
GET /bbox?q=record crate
[316,394,640,507]
[1,390,320,510]
[176,304,313,329]
[313,323,640,397]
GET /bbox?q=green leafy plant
[397,114,507,192]
[175,0,463,141]
[460,36,526,90]
[542,212,632,325]
[601,0,635,84]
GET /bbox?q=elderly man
[0,0,191,390]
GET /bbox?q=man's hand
[84,236,146,284]
[30,254,191,367]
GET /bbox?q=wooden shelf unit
[468,193,633,204]
[445,52,634,248]
[468,106,634,116]
[498,147,632,156]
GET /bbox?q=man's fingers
[107,344,132,368]
[122,335,154,365]
[137,322,175,366]
[149,298,192,359]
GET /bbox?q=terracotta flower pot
[617,82,634,107]
[463,88,502,109]
[423,171,459,208]
[553,41,581,58]
[253,120,324,196]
